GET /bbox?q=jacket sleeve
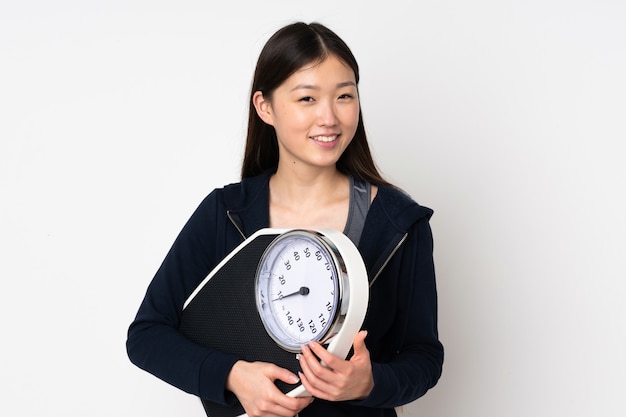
[356,217,444,408]
[126,192,240,405]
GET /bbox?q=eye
[338,93,354,100]
[299,96,315,103]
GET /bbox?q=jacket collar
[358,184,433,282]
[223,172,272,238]
[223,172,432,283]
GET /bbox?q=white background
[1,1,625,416]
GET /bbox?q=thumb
[353,330,369,354]
[266,364,300,385]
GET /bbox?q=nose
[317,100,339,127]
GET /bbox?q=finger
[299,345,326,382]
[300,343,337,377]
[269,395,313,417]
[298,368,331,401]
[254,375,312,417]
[298,363,337,401]
[267,364,301,386]
[262,365,312,415]
[351,330,370,359]
[353,330,368,352]
[297,369,316,398]
[305,341,343,371]
[271,390,313,416]
[251,396,311,417]
[298,345,337,396]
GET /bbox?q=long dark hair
[241,22,389,186]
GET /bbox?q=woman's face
[255,55,360,172]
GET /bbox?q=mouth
[310,135,338,143]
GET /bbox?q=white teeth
[312,135,337,142]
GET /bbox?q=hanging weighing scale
[178,227,369,417]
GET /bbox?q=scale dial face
[255,230,345,353]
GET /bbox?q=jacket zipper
[226,210,247,240]
[369,232,408,287]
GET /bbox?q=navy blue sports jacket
[127,172,443,416]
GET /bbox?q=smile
[310,135,338,143]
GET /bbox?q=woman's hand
[298,330,374,402]
[226,360,313,417]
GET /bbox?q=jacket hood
[358,184,433,282]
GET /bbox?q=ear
[252,91,274,126]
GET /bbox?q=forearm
[127,319,240,404]
[357,343,443,408]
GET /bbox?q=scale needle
[272,286,310,301]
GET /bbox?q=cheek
[341,106,360,131]
[274,107,309,131]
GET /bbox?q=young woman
[127,22,443,417]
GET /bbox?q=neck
[271,165,345,202]
[268,165,351,230]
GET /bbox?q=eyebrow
[290,81,357,92]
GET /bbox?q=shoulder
[201,173,271,210]
[201,173,271,237]
[374,184,433,230]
